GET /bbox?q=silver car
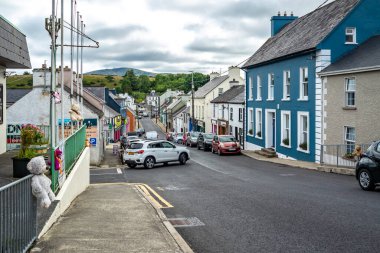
[123,140,190,169]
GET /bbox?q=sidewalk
[96,143,123,168]
[242,150,355,176]
[32,183,190,253]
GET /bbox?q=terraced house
[243,0,380,162]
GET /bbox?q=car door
[372,142,380,181]
[212,136,218,150]
[162,141,179,161]
[149,142,164,162]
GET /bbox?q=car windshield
[129,143,144,149]
[128,136,138,140]
[177,133,183,137]
[204,134,214,139]
[220,136,236,142]
[191,132,199,137]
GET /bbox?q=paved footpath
[32,184,186,253]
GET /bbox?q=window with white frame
[213,104,216,118]
[345,77,356,107]
[345,27,356,44]
[230,107,233,121]
[248,109,253,135]
[257,75,262,100]
[239,108,243,122]
[345,126,356,154]
[218,88,223,96]
[297,112,309,152]
[300,67,308,100]
[221,105,225,119]
[268,73,274,100]
[249,76,253,100]
[201,106,204,119]
[255,108,262,138]
[281,111,291,147]
[230,125,233,135]
[283,71,290,99]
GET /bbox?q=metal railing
[0,175,37,253]
[51,125,86,193]
[320,143,371,168]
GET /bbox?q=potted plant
[12,124,48,178]
[299,142,308,151]
[282,138,289,146]
[248,129,253,135]
[256,131,261,138]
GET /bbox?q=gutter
[319,65,380,77]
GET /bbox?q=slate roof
[243,0,360,68]
[0,15,31,68]
[173,105,187,118]
[86,87,105,101]
[194,75,229,98]
[210,85,245,104]
[6,88,31,106]
[320,35,380,74]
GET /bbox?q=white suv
[123,140,190,169]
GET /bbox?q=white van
[145,131,158,140]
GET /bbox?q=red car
[211,135,241,155]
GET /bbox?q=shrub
[299,142,307,150]
[257,131,261,137]
[282,138,289,146]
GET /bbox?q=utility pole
[80,21,84,117]
[191,71,195,132]
[76,11,80,105]
[60,0,64,142]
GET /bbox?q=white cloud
[4,0,332,74]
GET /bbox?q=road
[91,118,380,253]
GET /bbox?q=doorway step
[254,148,278,158]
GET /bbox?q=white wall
[0,66,5,154]
[38,147,90,238]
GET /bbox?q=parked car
[137,128,145,137]
[197,133,215,151]
[143,112,148,117]
[145,131,159,140]
[174,133,185,144]
[166,132,175,141]
[127,131,139,137]
[186,132,200,147]
[356,141,380,191]
[123,140,190,169]
[211,135,241,155]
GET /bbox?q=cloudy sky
[4,0,333,74]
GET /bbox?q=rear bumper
[123,155,144,164]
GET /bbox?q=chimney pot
[291,11,293,16]
[278,11,281,16]
[284,11,287,16]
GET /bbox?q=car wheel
[358,169,376,191]
[197,144,201,150]
[179,153,187,165]
[127,163,137,169]
[144,156,155,169]
[218,148,222,156]
[203,146,208,152]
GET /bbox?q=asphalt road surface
[91,118,380,253]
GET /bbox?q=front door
[266,111,276,149]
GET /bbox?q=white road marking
[116,168,122,174]
[91,173,120,176]
[280,173,296,177]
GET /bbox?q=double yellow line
[136,183,173,209]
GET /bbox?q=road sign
[89,138,97,146]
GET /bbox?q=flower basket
[13,124,48,178]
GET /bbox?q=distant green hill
[85,67,156,77]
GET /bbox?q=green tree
[105,75,115,82]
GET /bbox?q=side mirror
[173,145,177,149]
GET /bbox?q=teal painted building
[243,0,380,162]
